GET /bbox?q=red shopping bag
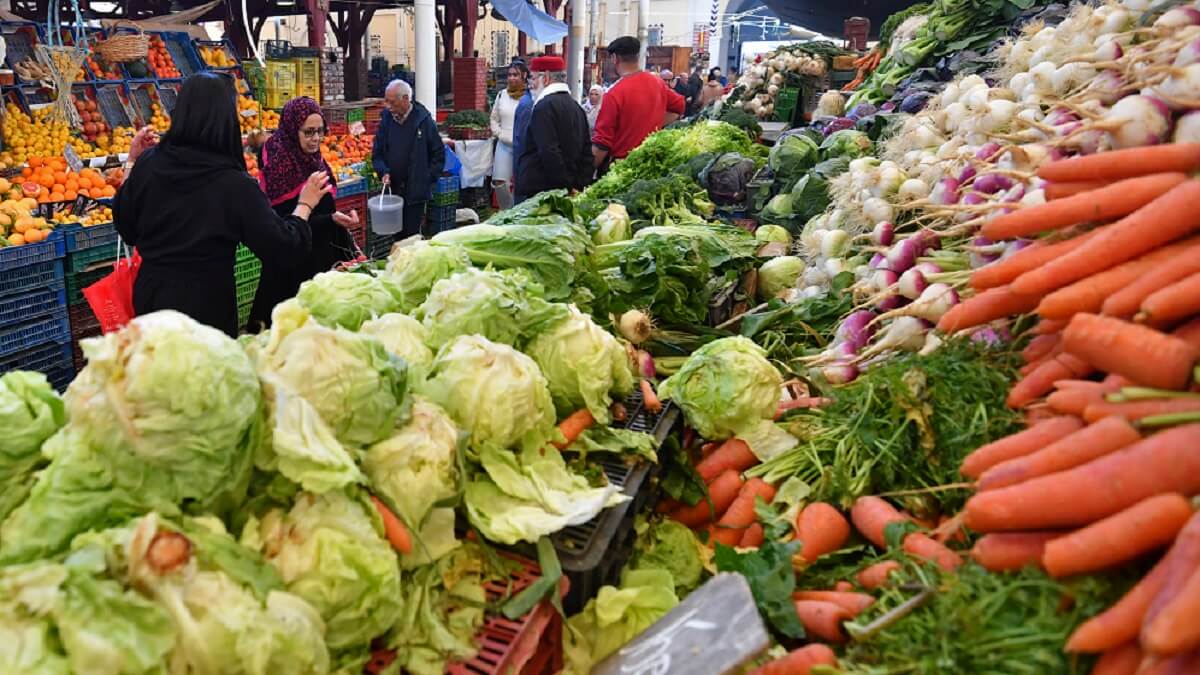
[83,244,142,334]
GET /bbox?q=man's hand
[592,144,609,169]
[380,174,391,187]
[332,210,360,227]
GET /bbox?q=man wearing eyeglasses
[514,55,593,200]
[371,79,446,237]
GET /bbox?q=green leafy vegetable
[297,270,401,330]
[416,268,568,350]
[618,174,715,226]
[358,312,435,382]
[630,520,705,594]
[714,540,805,639]
[0,371,64,522]
[382,241,473,312]
[432,221,593,301]
[563,568,679,675]
[526,305,635,423]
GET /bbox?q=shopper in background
[489,61,526,210]
[686,67,704,115]
[114,71,322,337]
[515,55,592,199]
[709,66,728,87]
[592,36,686,173]
[583,84,604,134]
[698,72,725,109]
[248,96,357,331]
[371,79,446,238]
[509,60,535,203]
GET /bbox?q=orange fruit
[28,157,43,168]
[78,188,90,197]
[49,192,64,201]
[51,184,64,194]
[23,228,42,243]
[102,185,116,197]
[77,177,91,189]
[64,190,77,200]
[52,171,67,184]
[8,233,24,245]
[21,167,32,177]
[37,175,54,189]
[65,179,78,191]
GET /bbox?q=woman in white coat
[490,62,526,209]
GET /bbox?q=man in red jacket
[591,36,687,171]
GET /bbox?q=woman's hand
[332,210,359,227]
[129,127,159,163]
[299,171,333,207]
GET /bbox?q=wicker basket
[94,21,148,64]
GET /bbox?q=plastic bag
[83,239,140,334]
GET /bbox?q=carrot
[1173,317,1200,348]
[960,416,1085,478]
[1023,333,1061,363]
[834,580,854,593]
[1103,248,1200,319]
[933,513,967,545]
[668,470,744,527]
[970,532,1060,572]
[850,496,908,548]
[982,173,1188,240]
[1143,567,1200,655]
[552,409,595,449]
[1067,553,1173,652]
[1063,314,1200,391]
[640,379,662,413]
[1139,270,1200,325]
[1143,512,1200,635]
[970,228,1108,291]
[963,424,1200,532]
[1007,353,1094,408]
[936,284,1041,333]
[1090,642,1142,675]
[1037,143,1200,182]
[748,643,838,675]
[792,590,875,617]
[977,416,1141,491]
[776,396,832,418]
[1042,493,1193,577]
[857,561,901,590]
[739,522,765,548]
[1035,240,1198,320]
[712,478,776,547]
[795,502,851,562]
[1137,652,1200,675]
[656,497,682,513]
[1044,179,1113,201]
[370,495,413,554]
[1046,386,1108,417]
[1011,180,1200,297]
[1019,352,1055,377]
[1083,398,1200,424]
[695,438,757,483]
[1034,318,1071,335]
[792,600,850,643]
[902,532,963,571]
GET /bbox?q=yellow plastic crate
[296,83,320,102]
[265,86,295,110]
[265,60,296,89]
[292,57,320,87]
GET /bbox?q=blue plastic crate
[0,340,72,376]
[435,175,460,194]
[0,282,64,329]
[0,308,70,359]
[0,231,65,271]
[59,222,118,253]
[428,204,456,225]
[338,178,366,197]
[0,259,64,299]
[46,362,74,390]
[155,31,204,78]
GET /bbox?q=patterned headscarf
[259,97,337,206]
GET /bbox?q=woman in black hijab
[114,72,330,337]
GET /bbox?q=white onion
[862,197,894,224]
[898,178,930,201]
[939,82,961,108]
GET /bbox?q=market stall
[6,0,1200,671]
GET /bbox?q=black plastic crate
[366,230,400,260]
[95,84,133,129]
[460,186,490,210]
[66,262,113,306]
[46,362,74,391]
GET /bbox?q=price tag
[63,144,83,174]
[349,121,365,136]
[240,109,258,118]
[592,574,769,675]
[89,157,108,169]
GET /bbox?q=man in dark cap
[515,55,593,199]
[591,36,686,173]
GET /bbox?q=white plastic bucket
[368,185,405,235]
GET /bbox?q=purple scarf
[259,97,337,206]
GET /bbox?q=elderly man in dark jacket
[372,79,446,238]
[515,55,592,199]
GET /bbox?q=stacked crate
[292,52,321,103]
[0,232,73,390]
[235,245,261,330]
[62,223,119,374]
[452,57,489,111]
[320,49,344,105]
[265,59,297,110]
[429,175,460,235]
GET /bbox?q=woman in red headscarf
[248,96,359,330]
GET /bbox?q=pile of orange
[245,152,260,179]
[12,157,117,203]
[147,36,182,78]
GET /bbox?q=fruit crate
[151,31,203,78]
[68,302,99,337]
[157,79,181,113]
[0,259,64,299]
[0,230,65,272]
[19,85,52,107]
[0,340,71,377]
[2,21,45,85]
[547,389,680,614]
[65,262,113,306]
[194,39,239,70]
[460,187,490,210]
[46,361,74,390]
[428,204,457,234]
[95,82,134,130]
[127,80,161,127]
[433,175,461,207]
[0,282,64,329]
[66,244,118,274]
[338,177,366,197]
[236,278,258,309]
[234,253,262,286]
[0,307,70,358]
[59,221,117,253]
[366,230,400,260]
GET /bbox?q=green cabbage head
[758,256,805,300]
[0,371,65,522]
[420,334,556,452]
[417,268,567,350]
[590,203,632,245]
[297,271,401,330]
[525,305,634,423]
[382,241,473,312]
[359,313,435,382]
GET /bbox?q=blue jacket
[511,90,535,187]
[371,100,446,204]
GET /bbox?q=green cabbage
[243,491,402,655]
[768,133,819,182]
[416,268,569,350]
[630,520,704,594]
[420,335,557,452]
[359,313,435,382]
[0,311,262,564]
[657,336,793,459]
[525,306,634,423]
[382,241,473,312]
[760,193,794,222]
[432,222,594,301]
[563,568,679,675]
[758,256,806,300]
[755,224,792,245]
[297,271,401,330]
[820,129,873,160]
[0,371,65,522]
[590,203,632,245]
